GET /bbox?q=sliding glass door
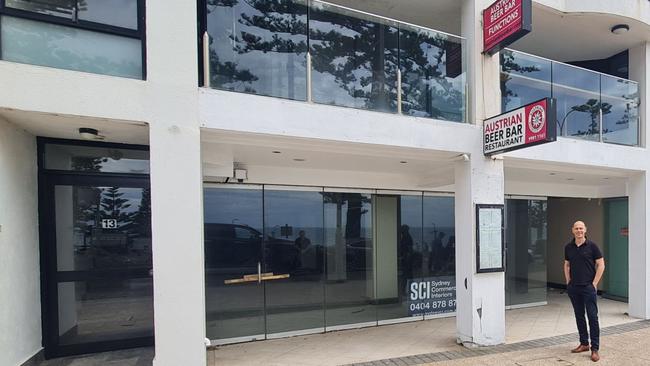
[204,185,455,344]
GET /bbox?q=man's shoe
[571,344,590,353]
[591,350,600,362]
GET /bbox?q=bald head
[573,221,587,229]
[572,221,587,242]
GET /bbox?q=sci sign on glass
[483,0,532,55]
[483,98,557,156]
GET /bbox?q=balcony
[200,0,466,123]
[501,49,640,146]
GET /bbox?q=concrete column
[146,1,206,365]
[455,155,505,346]
[456,0,505,346]
[628,42,650,320]
[628,172,650,319]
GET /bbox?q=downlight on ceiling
[78,127,105,140]
[611,24,629,35]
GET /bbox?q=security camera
[234,168,248,183]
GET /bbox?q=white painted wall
[0,117,41,366]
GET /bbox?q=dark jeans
[568,283,600,350]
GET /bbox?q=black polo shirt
[564,239,603,286]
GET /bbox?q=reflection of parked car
[204,223,300,274]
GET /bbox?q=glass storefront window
[204,187,265,341]
[263,188,325,334]
[310,2,399,113]
[323,191,376,327]
[0,16,143,79]
[375,194,425,322]
[43,143,149,173]
[206,0,308,100]
[203,186,463,342]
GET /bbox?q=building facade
[1,0,650,365]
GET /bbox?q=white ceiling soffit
[510,4,650,62]
[0,108,149,145]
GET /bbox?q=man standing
[564,221,605,362]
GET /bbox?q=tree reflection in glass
[309,3,398,112]
[400,25,465,122]
[207,0,308,100]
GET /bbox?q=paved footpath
[348,320,650,366]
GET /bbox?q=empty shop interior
[203,181,630,344]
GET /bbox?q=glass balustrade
[501,49,639,146]
[204,0,466,123]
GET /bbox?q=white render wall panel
[0,61,148,122]
[0,117,41,366]
[199,89,480,155]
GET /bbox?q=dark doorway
[38,138,153,358]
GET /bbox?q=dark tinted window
[78,0,138,29]
[6,0,75,18]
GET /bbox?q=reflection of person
[429,232,446,274]
[564,221,605,362]
[294,230,311,250]
[399,225,414,293]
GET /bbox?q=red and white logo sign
[483,0,531,55]
[528,105,545,133]
[484,98,555,155]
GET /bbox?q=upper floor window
[0,0,145,79]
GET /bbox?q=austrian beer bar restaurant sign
[484,98,557,156]
[483,0,532,55]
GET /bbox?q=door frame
[37,137,153,359]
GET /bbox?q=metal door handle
[260,274,290,281]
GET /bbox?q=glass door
[604,198,628,300]
[263,186,325,337]
[204,186,266,343]
[505,198,548,307]
[323,188,376,330]
[42,174,153,357]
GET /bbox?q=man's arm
[564,260,571,284]
[593,258,605,287]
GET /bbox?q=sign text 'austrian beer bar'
[484,98,556,156]
[483,0,532,55]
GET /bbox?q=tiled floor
[34,347,153,366]
[36,290,634,366]
[209,289,635,366]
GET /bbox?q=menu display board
[476,204,505,273]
